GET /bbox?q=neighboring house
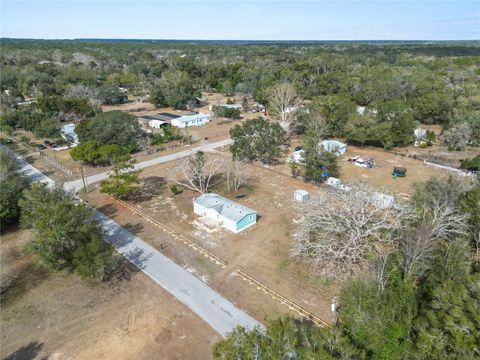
[60,124,79,144]
[414,128,427,146]
[139,112,181,123]
[193,193,257,233]
[320,140,347,156]
[209,104,242,111]
[171,113,211,128]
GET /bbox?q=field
[0,227,219,360]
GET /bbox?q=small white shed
[294,190,310,203]
[148,119,168,129]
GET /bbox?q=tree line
[1,40,479,150]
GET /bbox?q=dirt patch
[0,228,219,360]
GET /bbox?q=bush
[459,156,480,171]
[426,130,436,145]
[212,105,241,119]
[170,184,180,195]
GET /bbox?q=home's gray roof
[194,193,256,222]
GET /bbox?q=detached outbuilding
[193,193,257,233]
[293,190,310,203]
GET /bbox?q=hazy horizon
[1,1,479,41]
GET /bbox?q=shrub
[170,184,180,195]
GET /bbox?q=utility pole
[331,296,339,325]
[80,166,88,193]
[185,124,189,145]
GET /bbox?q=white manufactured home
[171,113,210,128]
[193,193,257,233]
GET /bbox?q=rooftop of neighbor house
[194,193,256,222]
[174,112,210,123]
[139,112,181,121]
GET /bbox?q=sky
[1,1,479,40]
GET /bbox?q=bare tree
[371,247,393,294]
[171,151,224,193]
[401,200,467,279]
[294,182,412,279]
[269,82,302,134]
[441,121,472,150]
[226,158,253,192]
[304,111,327,140]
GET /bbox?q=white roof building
[60,124,79,144]
[148,119,168,129]
[294,190,310,203]
[171,113,210,128]
[193,193,257,233]
[320,140,347,157]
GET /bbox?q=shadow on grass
[123,222,144,235]
[4,341,47,360]
[96,203,118,218]
[1,262,50,307]
[132,176,167,202]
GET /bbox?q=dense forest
[1,40,479,150]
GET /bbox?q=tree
[309,94,356,137]
[241,96,249,112]
[459,155,480,171]
[400,199,467,279]
[295,182,411,278]
[441,121,473,150]
[302,136,339,183]
[402,176,469,278]
[171,151,224,193]
[0,148,28,228]
[75,110,143,151]
[212,105,241,119]
[374,99,415,148]
[150,70,200,110]
[70,140,102,164]
[412,92,453,125]
[97,85,128,105]
[269,82,302,134]
[230,118,286,164]
[19,183,113,279]
[100,158,142,199]
[226,158,253,192]
[33,117,60,138]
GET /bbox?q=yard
[82,153,340,328]
[0,226,219,360]
[276,136,455,195]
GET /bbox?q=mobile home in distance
[171,113,211,128]
[193,193,257,233]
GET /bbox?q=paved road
[64,138,233,192]
[11,148,262,336]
